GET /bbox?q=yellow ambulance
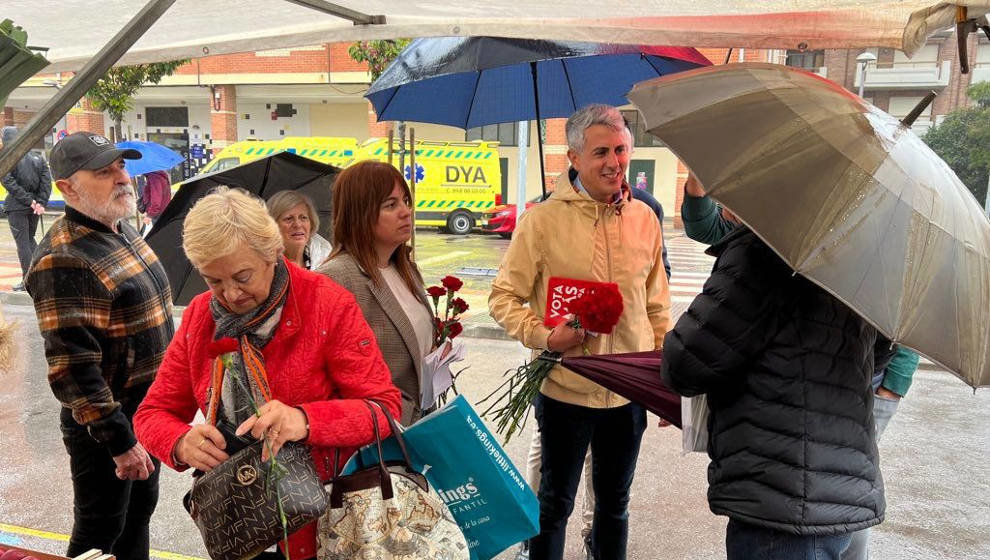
[201,136,358,174]
[350,138,502,234]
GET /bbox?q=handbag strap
[328,401,390,474]
[327,400,396,504]
[365,400,418,470]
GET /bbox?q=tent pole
[387,128,394,165]
[530,62,546,197]
[283,0,385,24]
[409,127,416,260]
[516,121,529,224]
[0,0,177,178]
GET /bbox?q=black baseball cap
[50,132,142,180]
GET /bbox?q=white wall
[115,103,211,142]
[236,102,311,140]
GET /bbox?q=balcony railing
[855,60,952,90]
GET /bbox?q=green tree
[86,60,188,141]
[348,39,410,81]
[349,40,412,169]
[923,82,990,207]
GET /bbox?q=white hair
[566,104,627,152]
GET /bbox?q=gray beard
[73,185,137,228]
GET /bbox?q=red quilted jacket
[134,261,401,559]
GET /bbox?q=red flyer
[544,277,620,328]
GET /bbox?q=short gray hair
[266,190,320,235]
[566,104,626,152]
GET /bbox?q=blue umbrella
[366,37,711,192]
[116,140,184,176]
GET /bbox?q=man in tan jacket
[490,104,671,560]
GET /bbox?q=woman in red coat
[134,187,401,560]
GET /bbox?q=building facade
[6,33,984,226]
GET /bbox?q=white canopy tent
[6,0,990,71]
[2,0,989,177]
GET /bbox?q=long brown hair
[329,160,422,294]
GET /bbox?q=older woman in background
[318,161,434,425]
[266,190,332,270]
[134,187,400,560]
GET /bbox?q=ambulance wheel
[446,211,475,235]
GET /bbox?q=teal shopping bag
[342,395,539,560]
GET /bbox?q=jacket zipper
[604,204,615,408]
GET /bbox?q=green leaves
[348,39,410,81]
[85,60,188,137]
[922,83,990,207]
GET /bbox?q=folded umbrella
[116,140,184,176]
[628,62,990,387]
[560,351,680,427]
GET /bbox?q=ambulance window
[212,157,241,171]
[466,122,518,146]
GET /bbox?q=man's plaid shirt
[26,207,174,455]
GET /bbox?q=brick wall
[330,43,368,73]
[367,103,391,137]
[66,98,104,135]
[824,49,855,90]
[938,34,977,114]
[2,107,13,127]
[175,45,333,75]
[210,85,237,152]
[542,119,568,190]
[168,42,373,76]
[12,110,33,128]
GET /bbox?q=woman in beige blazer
[317,160,435,425]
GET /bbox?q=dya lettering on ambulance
[445,165,488,183]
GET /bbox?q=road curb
[461,322,513,341]
[0,291,33,307]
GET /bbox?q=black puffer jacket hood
[1,126,52,210]
[662,228,894,536]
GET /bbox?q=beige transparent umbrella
[628,62,990,388]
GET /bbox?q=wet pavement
[1,219,989,559]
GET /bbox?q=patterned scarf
[207,259,290,426]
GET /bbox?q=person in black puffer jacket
[661,226,895,560]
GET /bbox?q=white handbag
[317,401,469,560]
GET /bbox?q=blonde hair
[182,186,284,268]
[266,190,320,235]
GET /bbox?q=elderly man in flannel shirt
[25,132,174,560]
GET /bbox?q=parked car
[482,195,544,239]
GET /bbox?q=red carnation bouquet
[426,275,469,348]
[423,275,469,406]
[480,279,623,442]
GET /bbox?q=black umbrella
[146,151,339,305]
[560,351,681,427]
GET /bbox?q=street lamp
[856,51,877,99]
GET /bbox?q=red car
[482,196,543,238]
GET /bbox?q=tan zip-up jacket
[489,172,671,408]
